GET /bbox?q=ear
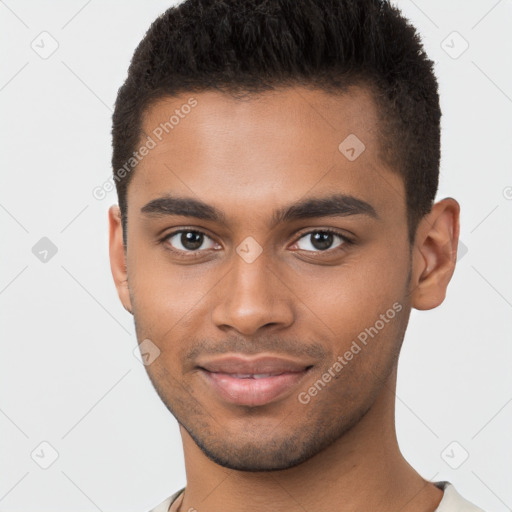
[108,205,133,314]
[410,197,460,310]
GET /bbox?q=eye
[163,230,219,253]
[292,229,351,252]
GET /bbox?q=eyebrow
[140,193,378,225]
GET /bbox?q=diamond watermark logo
[32,237,58,263]
[339,134,366,161]
[31,31,59,59]
[456,239,468,262]
[441,31,469,59]
[236,236,263,263]
[441,441,469,469]
[31,441,59,469]
[133,338,161,366]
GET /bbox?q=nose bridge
[211,249,294,335]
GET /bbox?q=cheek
[127,226,201,302]
[303,301,407,411]
[294,243,409,365]
[298,250,407,331]
[128,254,218,348]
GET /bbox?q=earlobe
[108,205,133,315]
[410,198,460,311]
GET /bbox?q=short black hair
[112,0,441,247]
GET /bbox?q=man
[108,0,485,511]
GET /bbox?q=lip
[197,355,313,407]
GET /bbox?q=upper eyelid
[295,227,352,240]
[165,229,218,249]
[291,229,353,249]
[165,228,217,243]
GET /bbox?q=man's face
[120,86,414,470]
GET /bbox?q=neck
[175,367,443,512]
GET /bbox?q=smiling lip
[197,355,313,407]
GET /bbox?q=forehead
[128,86,404,226]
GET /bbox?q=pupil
[181,231,203,250]
[312,232,333,250]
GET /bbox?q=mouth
[196,355,314,407]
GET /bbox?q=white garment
[148,481,486,512]
[434,482,485,512]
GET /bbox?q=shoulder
[147,488,185,512]
[434,481,486,512]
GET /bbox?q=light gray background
[1,1,511,511]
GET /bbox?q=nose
[211,252,295,336]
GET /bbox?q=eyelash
[291,228,354,254]
[159,227,354,259]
